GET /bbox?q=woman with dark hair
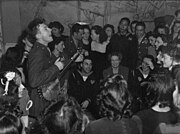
[169,21,180,46]
[90,25,109,80]
[35,96,89,134]
[155,34,169,50]
[103,24,114,41]
[85,74,139,134]
[132,74,178,134]
[82,25,91,56]
[0,112,25,134]
[48,21,68,41]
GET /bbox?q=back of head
[41,96,88,134]
[97,74,132,120]
[1,47,22,70]
[148,74,175,108]
[0,112,23,134]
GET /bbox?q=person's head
[148,74,175,108]
[130,20,138,34]
[147,32,157,46]
[16,29,34,53]
[172,21,180,34]
[82,25,91,41]
[71,23,83,40]
[135,21,146,39]
[1,47,22,70]
[91,25,108,43]
[141,55,154,74]
[81,56,93,74]
[161,46,175,68]
[103,24,115,38]
[156,46,164,64]
[154,24,169,35]
[118,17,130,34]
[42,96,89,134]
[109,52,122,68]
[0,112,25,134]
[175,9,180,21]
[28,18,53,46]
[48,21,64,37]
[155,34,168,50]
[97,74,132,120]
[48,37,65,53]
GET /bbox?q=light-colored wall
[1,0,180,47]
[1,0,21,46]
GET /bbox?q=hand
[54,58,64,70]
[84,50,89,56]
[81,100,89,109]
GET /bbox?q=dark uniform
[137,35,149,66]
[28,42,59,118]
[107,33,131,68]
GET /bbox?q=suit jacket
[103,65,129,81]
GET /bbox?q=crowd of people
[1,9,180,134]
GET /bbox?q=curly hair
[0,112,23,134]
[91,25,108,43]
[40,96,89,134]
[97,74,132,121]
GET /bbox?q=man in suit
[27,18,64,118]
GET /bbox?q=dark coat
[68,70,99,104]
[137,35,149,66]
[28,42,60,117]
[28,42,59,88]
[64,37,83,58]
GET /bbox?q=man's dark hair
[27,18,45,40]
[71,23,83,35]
[48,21,64,33]
[119,17,131,26]
[135,21,146,29]
[48,37,65,52]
